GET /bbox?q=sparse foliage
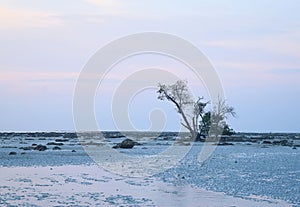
[157,80,236,141]
[208,98,236,137]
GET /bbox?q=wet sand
[0,165,293,207]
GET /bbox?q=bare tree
[157,80,235,141]
[157,80,207,141]
[206,98,236,137]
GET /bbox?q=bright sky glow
[1,0,299,132]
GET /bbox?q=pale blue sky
[0,0,299,132]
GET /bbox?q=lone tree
[157,80,235,141]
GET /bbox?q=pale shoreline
[1,132,299,206]
[0,164,293,207]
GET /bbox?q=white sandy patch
[0,164,292,207]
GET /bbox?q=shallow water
[156,143,300,206]
[0,165,293,207]
[0,133,299,206]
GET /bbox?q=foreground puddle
[0,165,292,207]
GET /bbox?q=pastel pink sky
[0,0,299,132]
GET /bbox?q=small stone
[112,139,137,149]
[218,142,234,146]
[19,146,34,150]
[53,146,61,150]
[34,145,47,151]
[46,142,64,146]
[63,133,77,138]
[9,152,17,155]
[55,139,69,142]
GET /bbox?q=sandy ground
[0,164,293,207]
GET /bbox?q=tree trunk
[191,130,205,142]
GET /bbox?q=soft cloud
[0,71,78,82]
[205,31,300,59]
[0,6,62,29]
[84,0,119,8]
[0,71,78,95]
[83,0,162,20]
[83,0,127,17]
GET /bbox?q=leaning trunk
[191,130,205,142]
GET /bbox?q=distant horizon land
[0,130,299,134]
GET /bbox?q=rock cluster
[19,144,48,151]
[112,139,139,149]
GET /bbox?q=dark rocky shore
[1,131,299,140]
[1,131,300,151]
[1,131,299,161]
[0,131,299,206]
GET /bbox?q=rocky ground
[0,131,299,206]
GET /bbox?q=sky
[0,0,299,132]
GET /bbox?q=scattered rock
[55,139,69,142]
[1,146,17,148]
[25,138,34,141]
[72,150,76,152]
[272,140,290,146]
[19,146,35,151]
[46,142,64,146]
[24,132,63,138]
[134,142,142,146]
[21,152,26,155]
[104,132,125,139]
[214,142,234,146]
[63,133,77,138]
[9,152,17,155]
[112,139,137,149]
[34,145,47,151]
[45,132,63,137]
[292,146,297,149]
[53,146,61,150]
[262,140,272,144]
